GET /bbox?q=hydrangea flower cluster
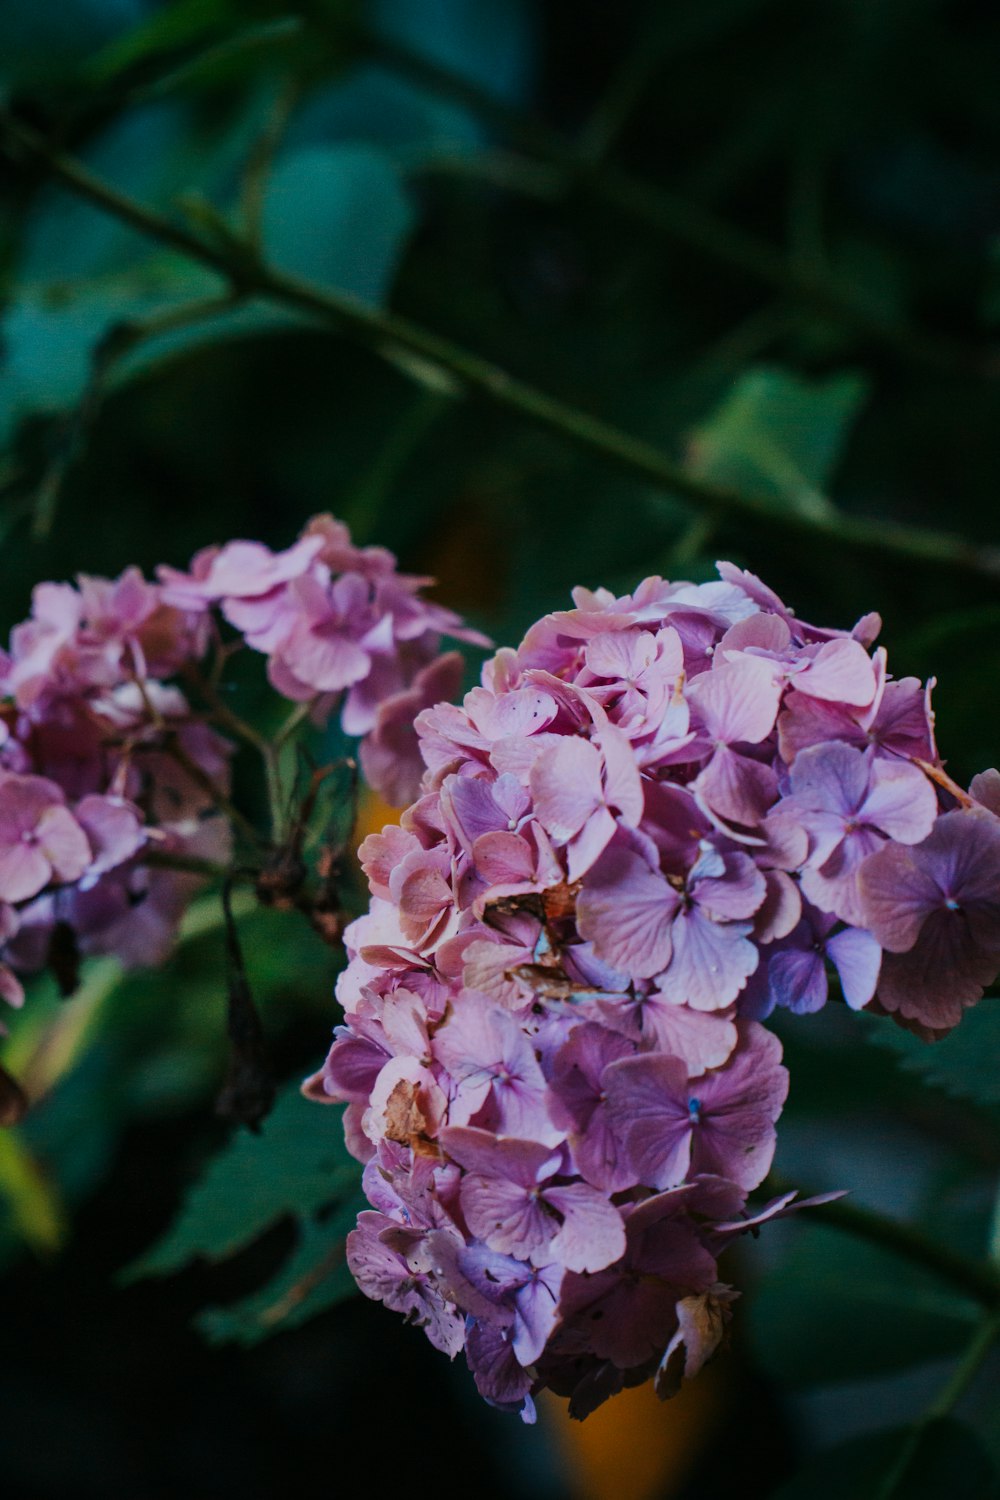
[308,562,1000,1419]
[0,515,477,1018]
[158,514,487,808]
[0,566,225,1010]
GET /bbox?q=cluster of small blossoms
[158,514,488,808]
[0,515,478,1021]
[308,562,1000,1419]
[0,567,225,1012]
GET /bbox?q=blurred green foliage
[2,2,1000,1497]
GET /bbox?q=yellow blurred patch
[354,789,404,848]
[0,1131,65,1253]
[539,1363,728,1500]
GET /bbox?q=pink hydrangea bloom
[310,559,1000,1418]
[159,512,489,807]
[0,514,482,1009]
[0,566,229,997]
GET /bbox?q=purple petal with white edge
[0,842,51,903]
[656,908,758,1011]
[863,758,937,843]
[472,830,536,886]
[512,1261,564,1367]
[788,740,871,817]
[695,746,778,826]
[36,804,91,882]
[634,996,739,1073]
[545,1183,626,1273]
[577,845,679,978]
[694,851,767,921]
[466,1321,536,1418]
[686,655,782,744]
[565,805,617,882]
[712,1189,847,1241]
[754,869,802,943]
[857,841,942,951]
[796,638,877,705]
[460,1174,552,1258]
[596,724,644,824]
[602,1053,693,1190]
[826,925,881,1009]
[439,1126,558,1185]
[768,947,827,1014]
[530,738,604,841]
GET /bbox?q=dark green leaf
[771,1418,997,1499]
[123,1078,357,1277]
[689,366,868,519]
[86,0,248,85]
[197,1204,361,1345]
[868,1002,1000,1108]
[749,1224,979,1386]
[0,0,151,87]
[17,106,189,283]
[261,143,414,304]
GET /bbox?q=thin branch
[140,849,233,880]
[5,117,1000,583]
[32,292,242,538]
[239,72,304,251]
[769,1180,1000,1309]
[358,27,995,378]
[874,1305,1000,1499]
[216,877,275,1130]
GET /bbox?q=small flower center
[688,1096,702,1123]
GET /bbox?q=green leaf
[86,0,240,84]
[688,365,868,520]
[771,1418,996,1499]
[260,143,415,304]
[0,1132,66,1253]
[124,1077,358,1277]
[0,273,194,445]
[197,1204,361,1345]
[0,0,151,88]
[285,0,533,161]
[749,1224,979,1386]
[867,1002,1000,1108]
[17,106,190,284]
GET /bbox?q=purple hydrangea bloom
[778,741,937,925]
[859,808,1000,1034]
[741,905,881,1018]
[602,1022,787,1191]
[311,559,1000,1421]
